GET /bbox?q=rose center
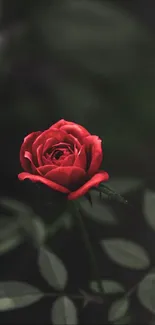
[43,142,73,165]
[54,150,63,160]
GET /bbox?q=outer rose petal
[84,135,103,176]
[51,119,90,140]
[60,124,90,141]
[50,119,75,129]
[20,131,41,171]
[18,172,70,194]
[68,171,109,200]
[37,165,56,175]
[45,166,86,189]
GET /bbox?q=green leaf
[38,247,68,290]
[0,235,23,255]
[0,215,23,255]
[108,298,129,322]
[113,314,131,325]
[137,272,155,314]
[51,296,78,325]
[0,198,34,218]
[90,280,125,294]
[31,217,46,245]
[0,282,43,311]
[101,238,150,270]
[144,190,155,232]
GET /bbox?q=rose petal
[51,119,90,144]
[18,172,70,194]
[65,134,81,150]
[61,154,75,166]
[50,119,76,130]
[32,129,67,156]
[68,171,109,200]
[43,133,80,158]
[74,145,86,169]
[45,166,86,189]
[37,144,43,166]
[84,135,103,176]
[24,151,37,173]
[41,156,50,164]
[52,159,63,166]
[20,131,41,171]
[37,165,56,175]
[60,124,90,141]
[43,138,59,153]
[52,142,72,150]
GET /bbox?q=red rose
[18,119,109,200]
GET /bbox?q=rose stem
[71,201,105,297]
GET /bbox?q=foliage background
[0,0,155,324]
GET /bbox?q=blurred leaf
[137,272,155,314]
[0,281,43,311]
[62,212,73,230]
[143,190,155,232]
[0,197,34,218]
[46,212,73,239]
[101,238,150,270]
[0,209,23,255]
[106,178,143,195]
[80,193,118,225]
[51,296,78,325]
[38,247,68,290]
[90,280,125,294]
[150,316,155,325]
[108,298,129,322]
[0,234,23,255]
[0,197,46,245]
[0,215,20,240]
[113,314,131,325]
[30,216,46,246]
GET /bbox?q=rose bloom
[18,119,109,200]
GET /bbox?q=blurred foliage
[0,179,155,324]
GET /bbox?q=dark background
[0,0,155,324]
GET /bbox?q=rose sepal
[95,183,128,205]
[84,192,93,206]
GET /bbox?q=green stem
[71,201,104,297]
